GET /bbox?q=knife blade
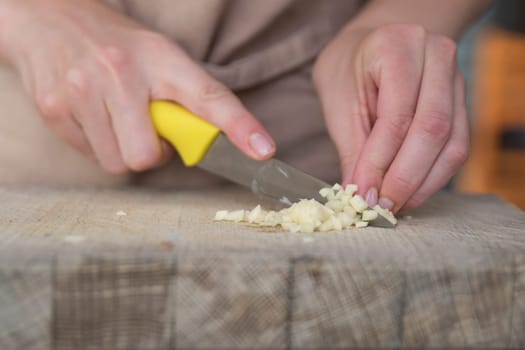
[199,133,329,204]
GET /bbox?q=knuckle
[386,112,414,142]
[419,111,452,141]
[445,142,470,167]
[390,173,418,197]
[432,35,457,59]
[65,67,89,97]
[36,93,66,123]
[197,81,232,103]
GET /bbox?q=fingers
[31,57,95,160]
[37,90,95,160]
[313,48,370,184]
[150,45,275,160]
[351,27,426,206]
[65,47,173,173]
[65,67,127,175]
[379,35,458,212]
[97,47,167,172]
[324,81,370,185]
[404,73,469,209]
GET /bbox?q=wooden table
[1,187,524,350]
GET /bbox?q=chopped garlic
[344,184,358,196]
[247,205,264,223]
[372,205,398,225]
[319,187,335,200]
[362,210,378,221]
[261,211,280,226]
[214,210,229,221]
[326,199,344,212]
[337,212,354,228]
[355,221,369,228]
[214,184,397,232]
[350,195,368,213]
[225,210,245,222]
[343,205,356,217]
[332,183,343,192]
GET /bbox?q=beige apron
[0,0,363,187]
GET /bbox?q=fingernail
[249,132,274,157]
[365,187,378,207]
[378,197,394,210]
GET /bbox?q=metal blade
[198,134,329,204]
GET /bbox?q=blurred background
[455,0,525,210]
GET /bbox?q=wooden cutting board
[0,186,524,350]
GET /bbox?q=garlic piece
[247,205,265,223]
[343,205,357,218]
[332,183,343,192]
[214,210,229,221]
[350,195,368,213]
[355,221,369,228]
[362,210,378,222]
[373,205,398,225]
[225,210,245,222]
[344,184,358,196]
[326,199,344,212]
[337,212,354,228]
[261,211,281,226]
[319,187,335,200]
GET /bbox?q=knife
[149,101,395,228]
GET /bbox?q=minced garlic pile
[214,184,397,233]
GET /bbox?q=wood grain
[0,186,524,349]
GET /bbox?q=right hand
[0,0,275,174]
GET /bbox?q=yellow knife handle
[149,101,221,166]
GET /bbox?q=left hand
[313,24,469,213]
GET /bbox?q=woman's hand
[0,0,275,175]
[313,24,469,213]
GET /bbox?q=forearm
[0,0,21,62]
[346,0,493,39]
